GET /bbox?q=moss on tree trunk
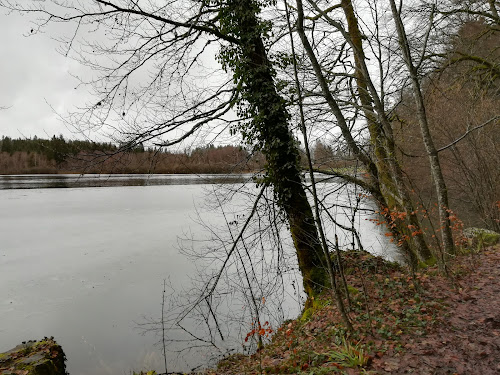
[220,0,330,301]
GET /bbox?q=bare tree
[0,0,347,307]
[292,0,434,267]
[388,0,455,261]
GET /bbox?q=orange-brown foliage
[394,21,499,231]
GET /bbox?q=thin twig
[162,279,168,375]
[437,116,499,152]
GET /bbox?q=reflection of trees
[139,180,375,372]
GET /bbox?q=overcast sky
[0,10,93,139]
[0,6,234,147]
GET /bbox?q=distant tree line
[0,136,264,174]
[0,135,117,164]
[0,135,354,175]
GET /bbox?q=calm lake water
[0,174,396,374]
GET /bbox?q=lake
[0,174,396,374]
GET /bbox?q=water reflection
[0,174,397,374]
[0,174,252,190]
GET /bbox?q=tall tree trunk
[285,1,352,329]
[298,0,432,264]
[221,0,330,303]
[488,0,499,20]
[389,0,455,259]
[340,0,434,263]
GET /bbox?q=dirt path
[210,247,500,375]
[371,248,500,374]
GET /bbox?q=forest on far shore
[0,135,353,175]
[0,135,261,174]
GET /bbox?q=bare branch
[438,115,500,152]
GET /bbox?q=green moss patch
[0,338,66,375]
[463,227,500,250]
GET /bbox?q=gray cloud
[0,11,92,139]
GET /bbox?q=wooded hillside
[0,136,260,174]
[395,20,499,232]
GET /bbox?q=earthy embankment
[207,245,500,375]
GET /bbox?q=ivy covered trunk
[219,0,329,301]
